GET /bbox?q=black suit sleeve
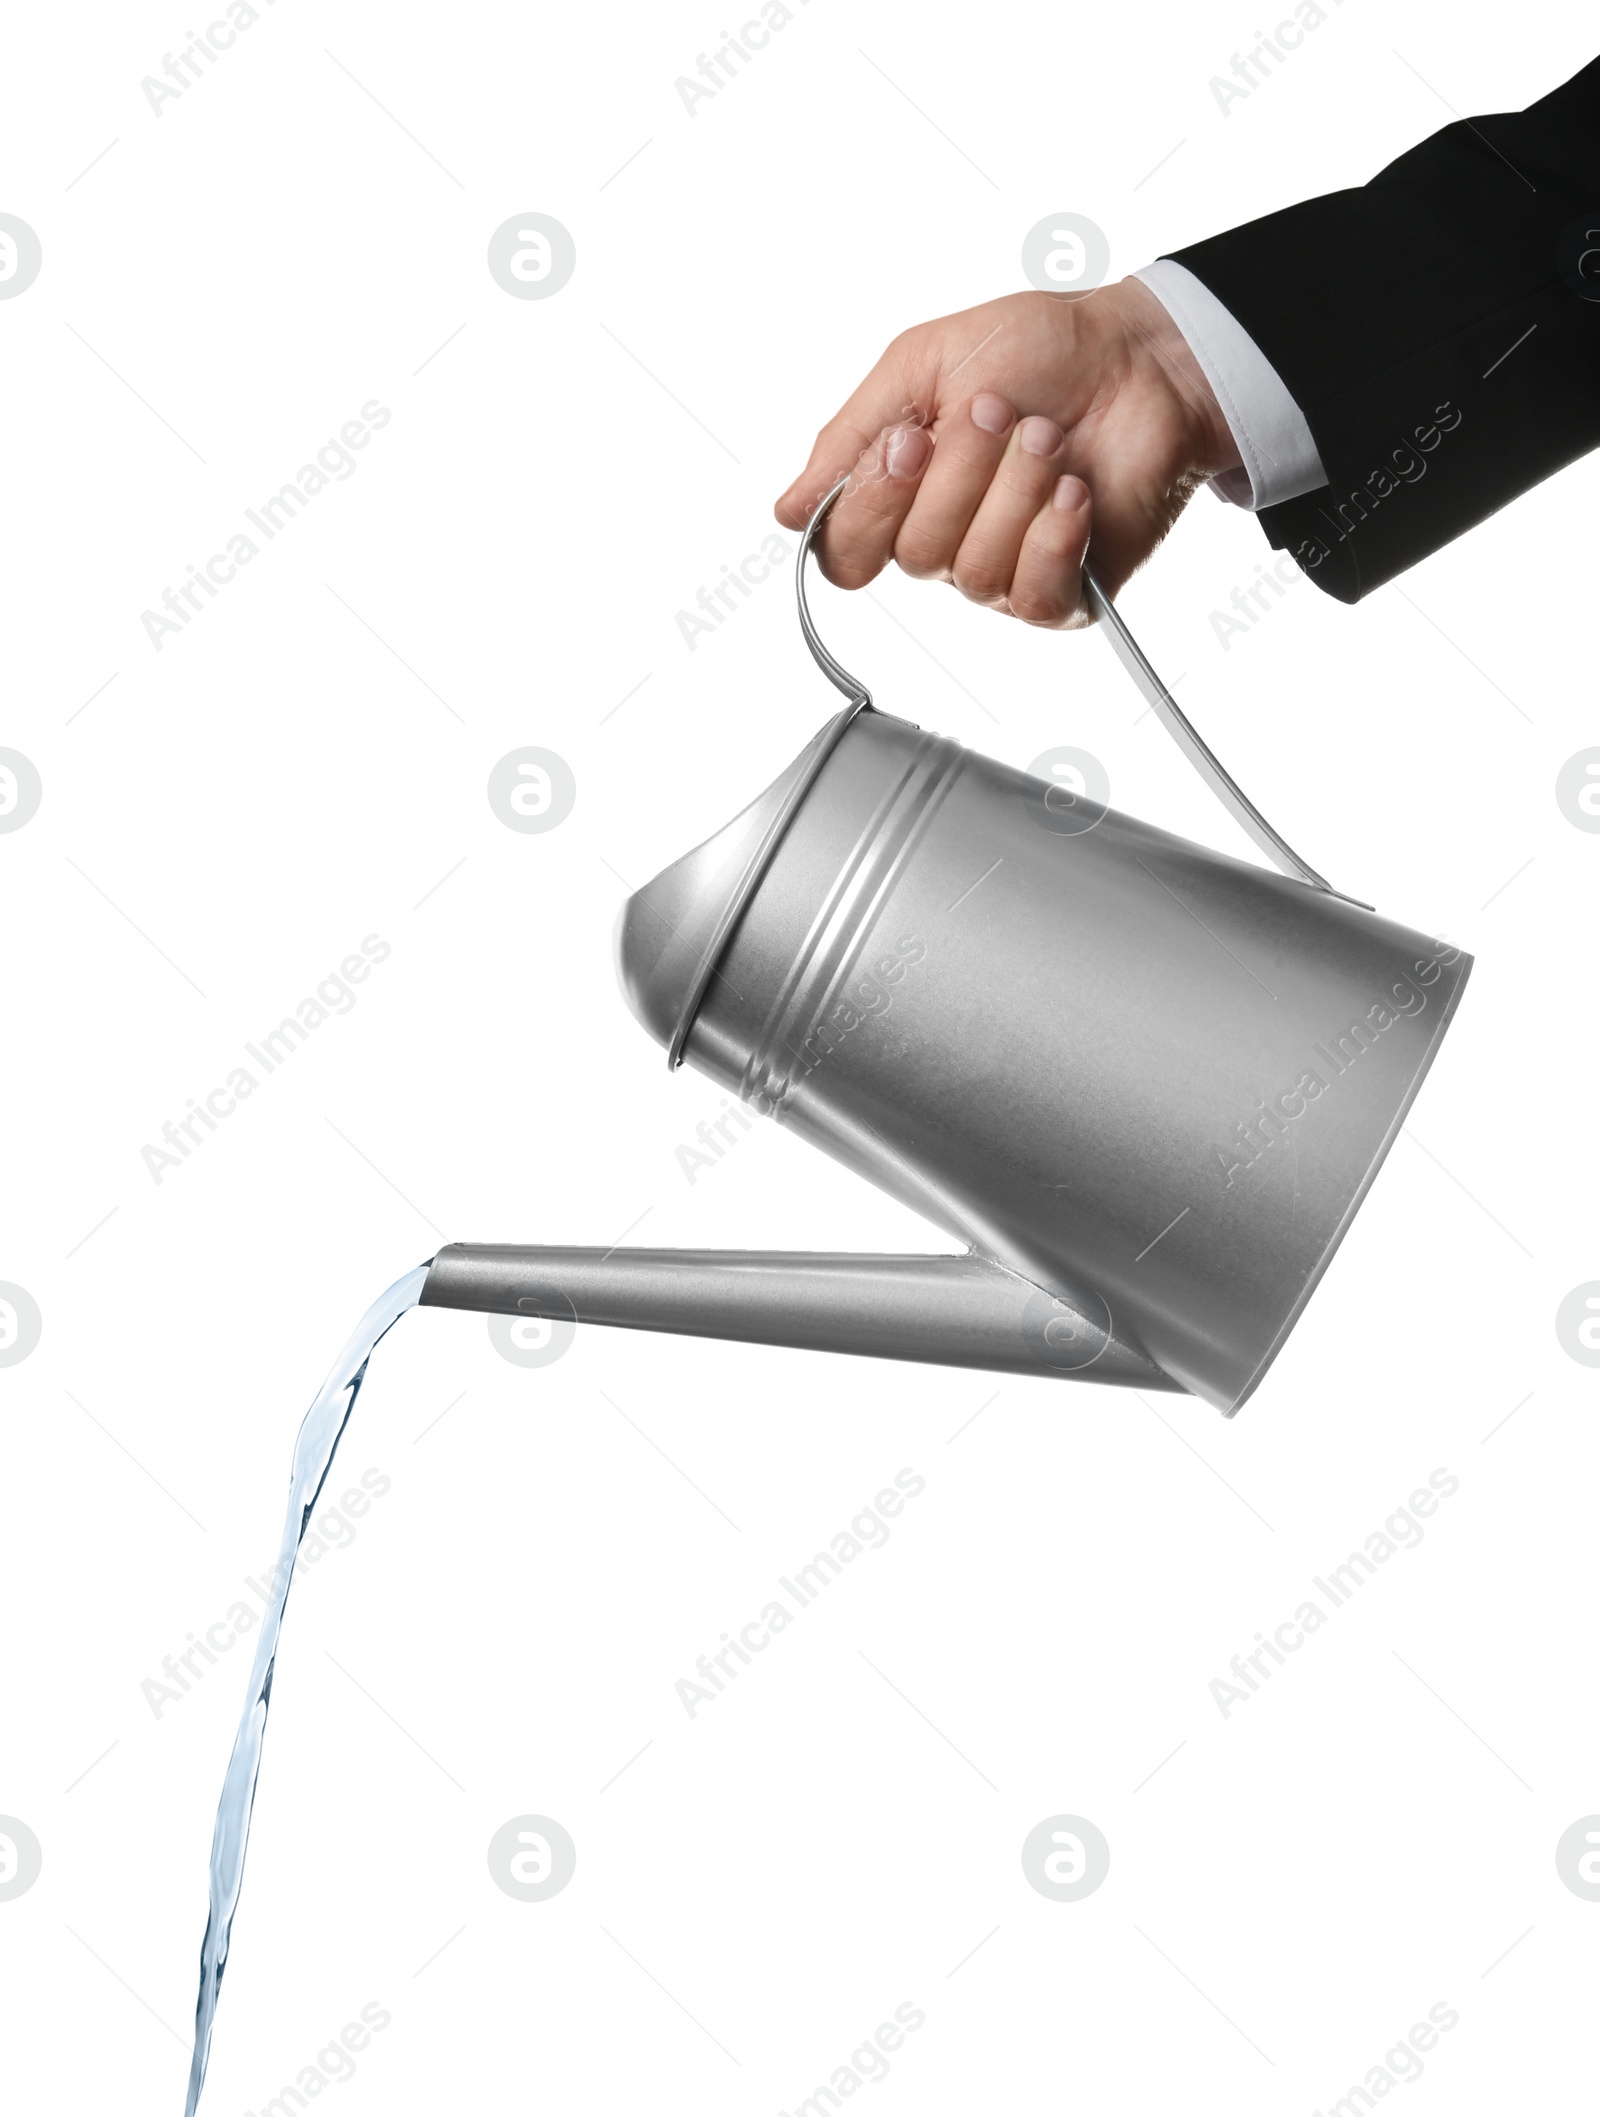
[1167,57,1600,602]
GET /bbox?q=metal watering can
[423,488,1472,1414]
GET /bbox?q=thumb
[774,422,881,532]
[774,342,927,530]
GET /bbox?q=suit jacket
[1169,57,1600,601]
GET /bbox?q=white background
[3,2,1598,2111]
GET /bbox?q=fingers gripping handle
[796,477,1354,901]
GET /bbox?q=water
[182,1262,432,2116]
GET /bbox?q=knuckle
[1010,586,1067,627]
[951,553,1010,604]
[893,528,951,581]
[818,548,878,592]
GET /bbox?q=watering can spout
[419,1243,1181,1389]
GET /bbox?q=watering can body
[423,496,1472,1414]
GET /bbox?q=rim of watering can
[664,481,870,1070]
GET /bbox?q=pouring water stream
[182,1262,431,2116]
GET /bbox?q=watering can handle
[797,477,1356,902]
[796,478,875,711]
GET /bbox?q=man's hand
[774,279,1239,627]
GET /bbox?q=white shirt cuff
[1132,258,1328,511]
